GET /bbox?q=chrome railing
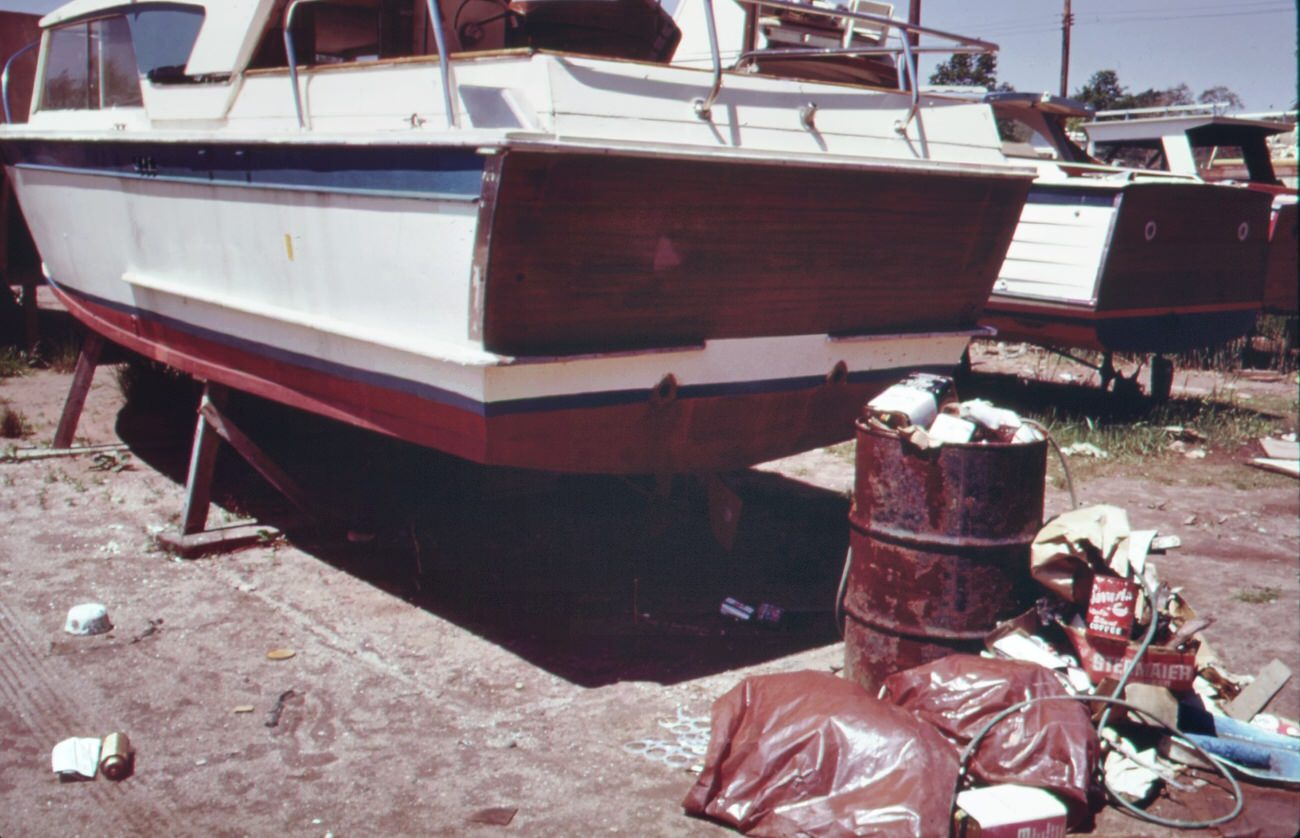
[700,0,997,128]
[2,40,39,125]
[284,0,458,129]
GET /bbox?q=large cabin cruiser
[1085,105,1298,315]
[977,93,1271,386]
[0,0,1033,473]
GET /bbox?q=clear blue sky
[5,0,1297,111]
[915,0,1298,112]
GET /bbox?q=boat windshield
[37,6,206,111]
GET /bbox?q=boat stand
[52,331,106,448]
[157,382,316,558]
[1045,348,1172,402]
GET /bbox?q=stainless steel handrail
[705,0,998,129]
[283,0,327,128]
[693,0,723,119]
[422,0,458,127]
[283,0,458,129]
[2,40,39,125]
[741,0,997,53]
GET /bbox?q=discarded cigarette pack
[1065,626,1198,692]
[1085,575,1138,641]
[954,784,1067,838]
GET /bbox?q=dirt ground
[0,329,1297,837]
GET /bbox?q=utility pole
[1060,0,1073,97]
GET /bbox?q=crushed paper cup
[64,603,112,636]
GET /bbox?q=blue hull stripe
[54,282,945,417]
[2,139,486,200]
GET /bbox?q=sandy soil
[0,333,1296,837]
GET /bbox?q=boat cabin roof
[1084,111,1291,145]
[1083,109,1291,184]
[984,91,1093,120]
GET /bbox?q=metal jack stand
[157,382,316,558]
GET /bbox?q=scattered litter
[624,707,709,770]
[1164,426,1206,443]
[865,372,954,429]
[266,648,296,661]
[1061,442,1109,458]
[99,732,133,781]
[1103,739,1167,804]
[232,705,255,714]
[955,784,1067,837]
[1226,660,1293,722]
[718,597,752,621]
[684,671,958,836]
[718,597,782,626]
[1149,534,1181,552]
[51,737,101,780]
[468,807,517,826]
[866,375,1044,448]
[1183,514,1198,526]
[1250,458,1300,479]
[130,618,163,644]
[1250,713,1300,738]
[265,689,296,728]
[927,412,976,444]
[89,450,132,472]
[63,603,112,636]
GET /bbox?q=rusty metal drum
[844,419,1047,692]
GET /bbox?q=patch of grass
[0,346,31,378]
[1234,586,1281,604]
[1029,397,1282,466]
[1,403,31,438]
[43,333,84,374]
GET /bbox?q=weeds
[1234,586,1281,604]
[0,347,30,378]
[1,403,30,438]
[1029,397,1282,465]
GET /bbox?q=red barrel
[844,419,1046,692]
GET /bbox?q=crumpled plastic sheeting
[880,656,1098,823]
[682,671,959,837]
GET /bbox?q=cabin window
[39,7,206,110]
[124,8,206,81]
[100,17,143,106]
[250,0,426,70]
[1092,141,1166,171]
[41,24,96,110]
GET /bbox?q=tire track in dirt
[0,600,192,838]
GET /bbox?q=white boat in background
[976,93,1272,384]
[0,0,1034,473]
[1085,105,1298,315]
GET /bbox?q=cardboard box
[1066,625,1198,692]
[1085,575,1138,641]
[955,784,1067,838]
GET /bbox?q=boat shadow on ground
[114,385,851,688]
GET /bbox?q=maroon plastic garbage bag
[879,655,1098,822]
[683,671,959,837]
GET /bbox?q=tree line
[927,53,1243,112]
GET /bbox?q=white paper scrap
[52,737,102,779]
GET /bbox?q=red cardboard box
[1066,625,1198,692]
[1086,575,1138,641]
